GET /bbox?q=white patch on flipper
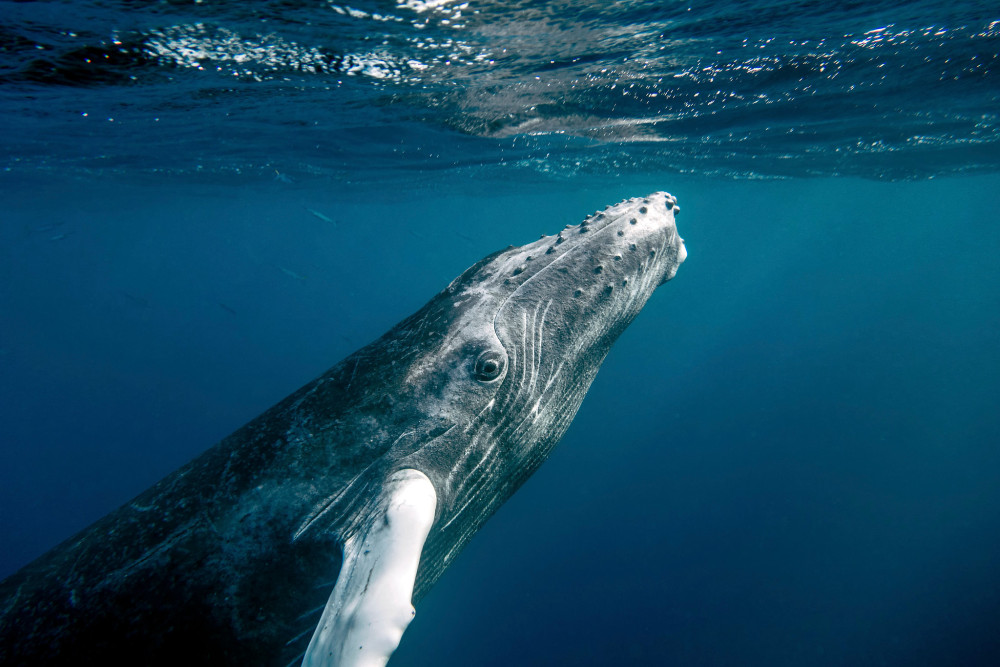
[302,469,437,667]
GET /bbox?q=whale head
[374,191,687,594]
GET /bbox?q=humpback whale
[0,192,686,666]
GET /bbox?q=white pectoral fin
[303,469,437,667]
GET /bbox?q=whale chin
[659,239,686,285]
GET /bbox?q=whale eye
[473,350,505,382]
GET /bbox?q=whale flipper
[303,469,437,667]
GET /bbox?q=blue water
[2,0,1000,665]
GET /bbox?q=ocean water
[2,1,999,665]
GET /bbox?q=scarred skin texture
[0,192,686,666]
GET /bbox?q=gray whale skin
[0,192,686,666]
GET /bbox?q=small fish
[276,265,308,281]
[20,222,65,240]
[218,302,238,315]
[120,291,149,308]
[273,169,294,184]
[304,207,337,226]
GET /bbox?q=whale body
[0,192,686,665]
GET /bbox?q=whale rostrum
[0,192,687,666]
